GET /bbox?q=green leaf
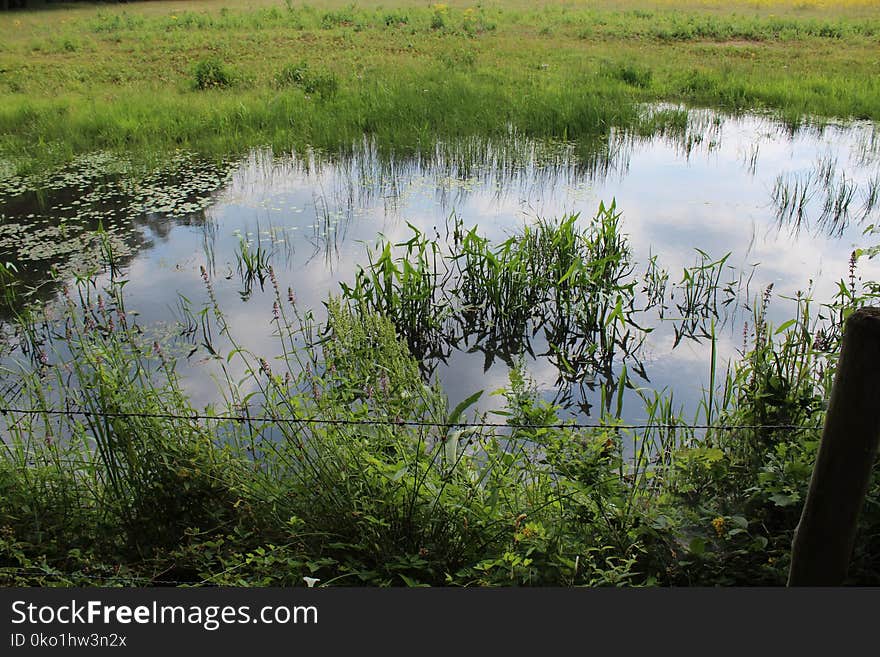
[688,537,706,555]
[399,574,429,587]
[775,319,797,335]
[557,261,581,284]
[444,431,460,466]
[390,465,408,482]
[446,389,484,426]
[751,536,769,550]
[729,515,749,530]
[769,492,800,507]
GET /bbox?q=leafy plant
[192,58,232,90]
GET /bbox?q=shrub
[192,58,232,90]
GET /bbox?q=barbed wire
[0,565,324,587]
[0,567,197,586]
[0,405,819,432]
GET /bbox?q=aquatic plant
[234,235,272,300]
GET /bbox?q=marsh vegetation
[2,0,880,586]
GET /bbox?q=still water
[1,108,879,423]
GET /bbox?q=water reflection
[1,109,879,422]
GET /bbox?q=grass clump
[274,61,339,99]
[602,61,653,89]
[192,57,233,90]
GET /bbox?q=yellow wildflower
[711,516,726,537]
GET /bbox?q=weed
[192,58,232,91]
[274,61,338,99]
[602,61,653,89]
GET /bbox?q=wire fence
[0,567,199,587]
[0,405,820,433]
[0,565,308,587]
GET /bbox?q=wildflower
[418,547,429,558]
[849,250,858,292]
[260,358,272,376]
[272,301,280,321]
[711,516,726,537]
[269,266,279,294]
[813,328,830,352]
[288,287,296,306]
[303,577,320,588]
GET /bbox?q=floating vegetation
[0,151,236,318]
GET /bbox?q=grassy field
[0,0,879,170]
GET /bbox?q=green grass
[0,1,878,170]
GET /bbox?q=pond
[1,107,879,424]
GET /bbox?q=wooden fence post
[788,307,880,586]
